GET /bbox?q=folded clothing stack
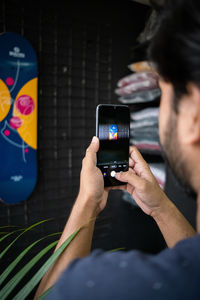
[115,62,161,153]
[130,107,161,152]
[115,62,161,105]
[118,89,161,104]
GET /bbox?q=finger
[129,146,147,166]
[129,145,137,154]
[85,136,99,166]
[115,169,143,188]
[129,167,136,174]
[129,146,151,176]
[129,157,135,168]
[108,168,136,191]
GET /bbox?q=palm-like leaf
[0,240,58,300]
[0,218,80,300]
[13,228,80,300]
[0,220,50,259]
[0,233,61,286]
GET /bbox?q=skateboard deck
[0,32,37,204]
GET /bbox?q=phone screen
[96,104,130,186]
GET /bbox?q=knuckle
[86,147,90,153]
[129,146,136,153]
[132,146,138,152]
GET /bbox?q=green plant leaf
[0,232,16,243]
[0,240,58,300]
[108,247,125,252]
[0,226,18,229]
[13,227,80,300]
[0,229,25,244]
[37,287,52,300]
[0,226,19,235]
[0,219,50,259]
[0,233,61,287]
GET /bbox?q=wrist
[151,194,174,222]
[75,193,100,217]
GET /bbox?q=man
[35,0,200,299]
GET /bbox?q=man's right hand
[111,146,195,248]
[113,146,170,218]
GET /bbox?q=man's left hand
[77,136,108,215]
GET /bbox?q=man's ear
[178,83,200,145]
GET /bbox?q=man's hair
[148,0,200,103]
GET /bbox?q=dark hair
[148,0,200,105]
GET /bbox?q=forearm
[34,195,98,299]
[152,197,196,248]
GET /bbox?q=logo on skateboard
[9,46,25,58]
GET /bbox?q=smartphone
[96,104,130,187]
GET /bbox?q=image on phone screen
[96,104,130,187]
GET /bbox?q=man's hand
[111,146,195,248]
[112,146,170,218]
[78,136,108,214]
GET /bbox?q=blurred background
[0,0,197,297]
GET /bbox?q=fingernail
[92,136,98,143]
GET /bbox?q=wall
[0,3,169,297]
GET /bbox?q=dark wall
[0,1,173,297]
[0,0,156,244]
[0,3,170,294]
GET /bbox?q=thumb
[85,136,99,166]
[115,169,144,188]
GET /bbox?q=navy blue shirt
[47,234,200,300]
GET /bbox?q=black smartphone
[96,104,130,187]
